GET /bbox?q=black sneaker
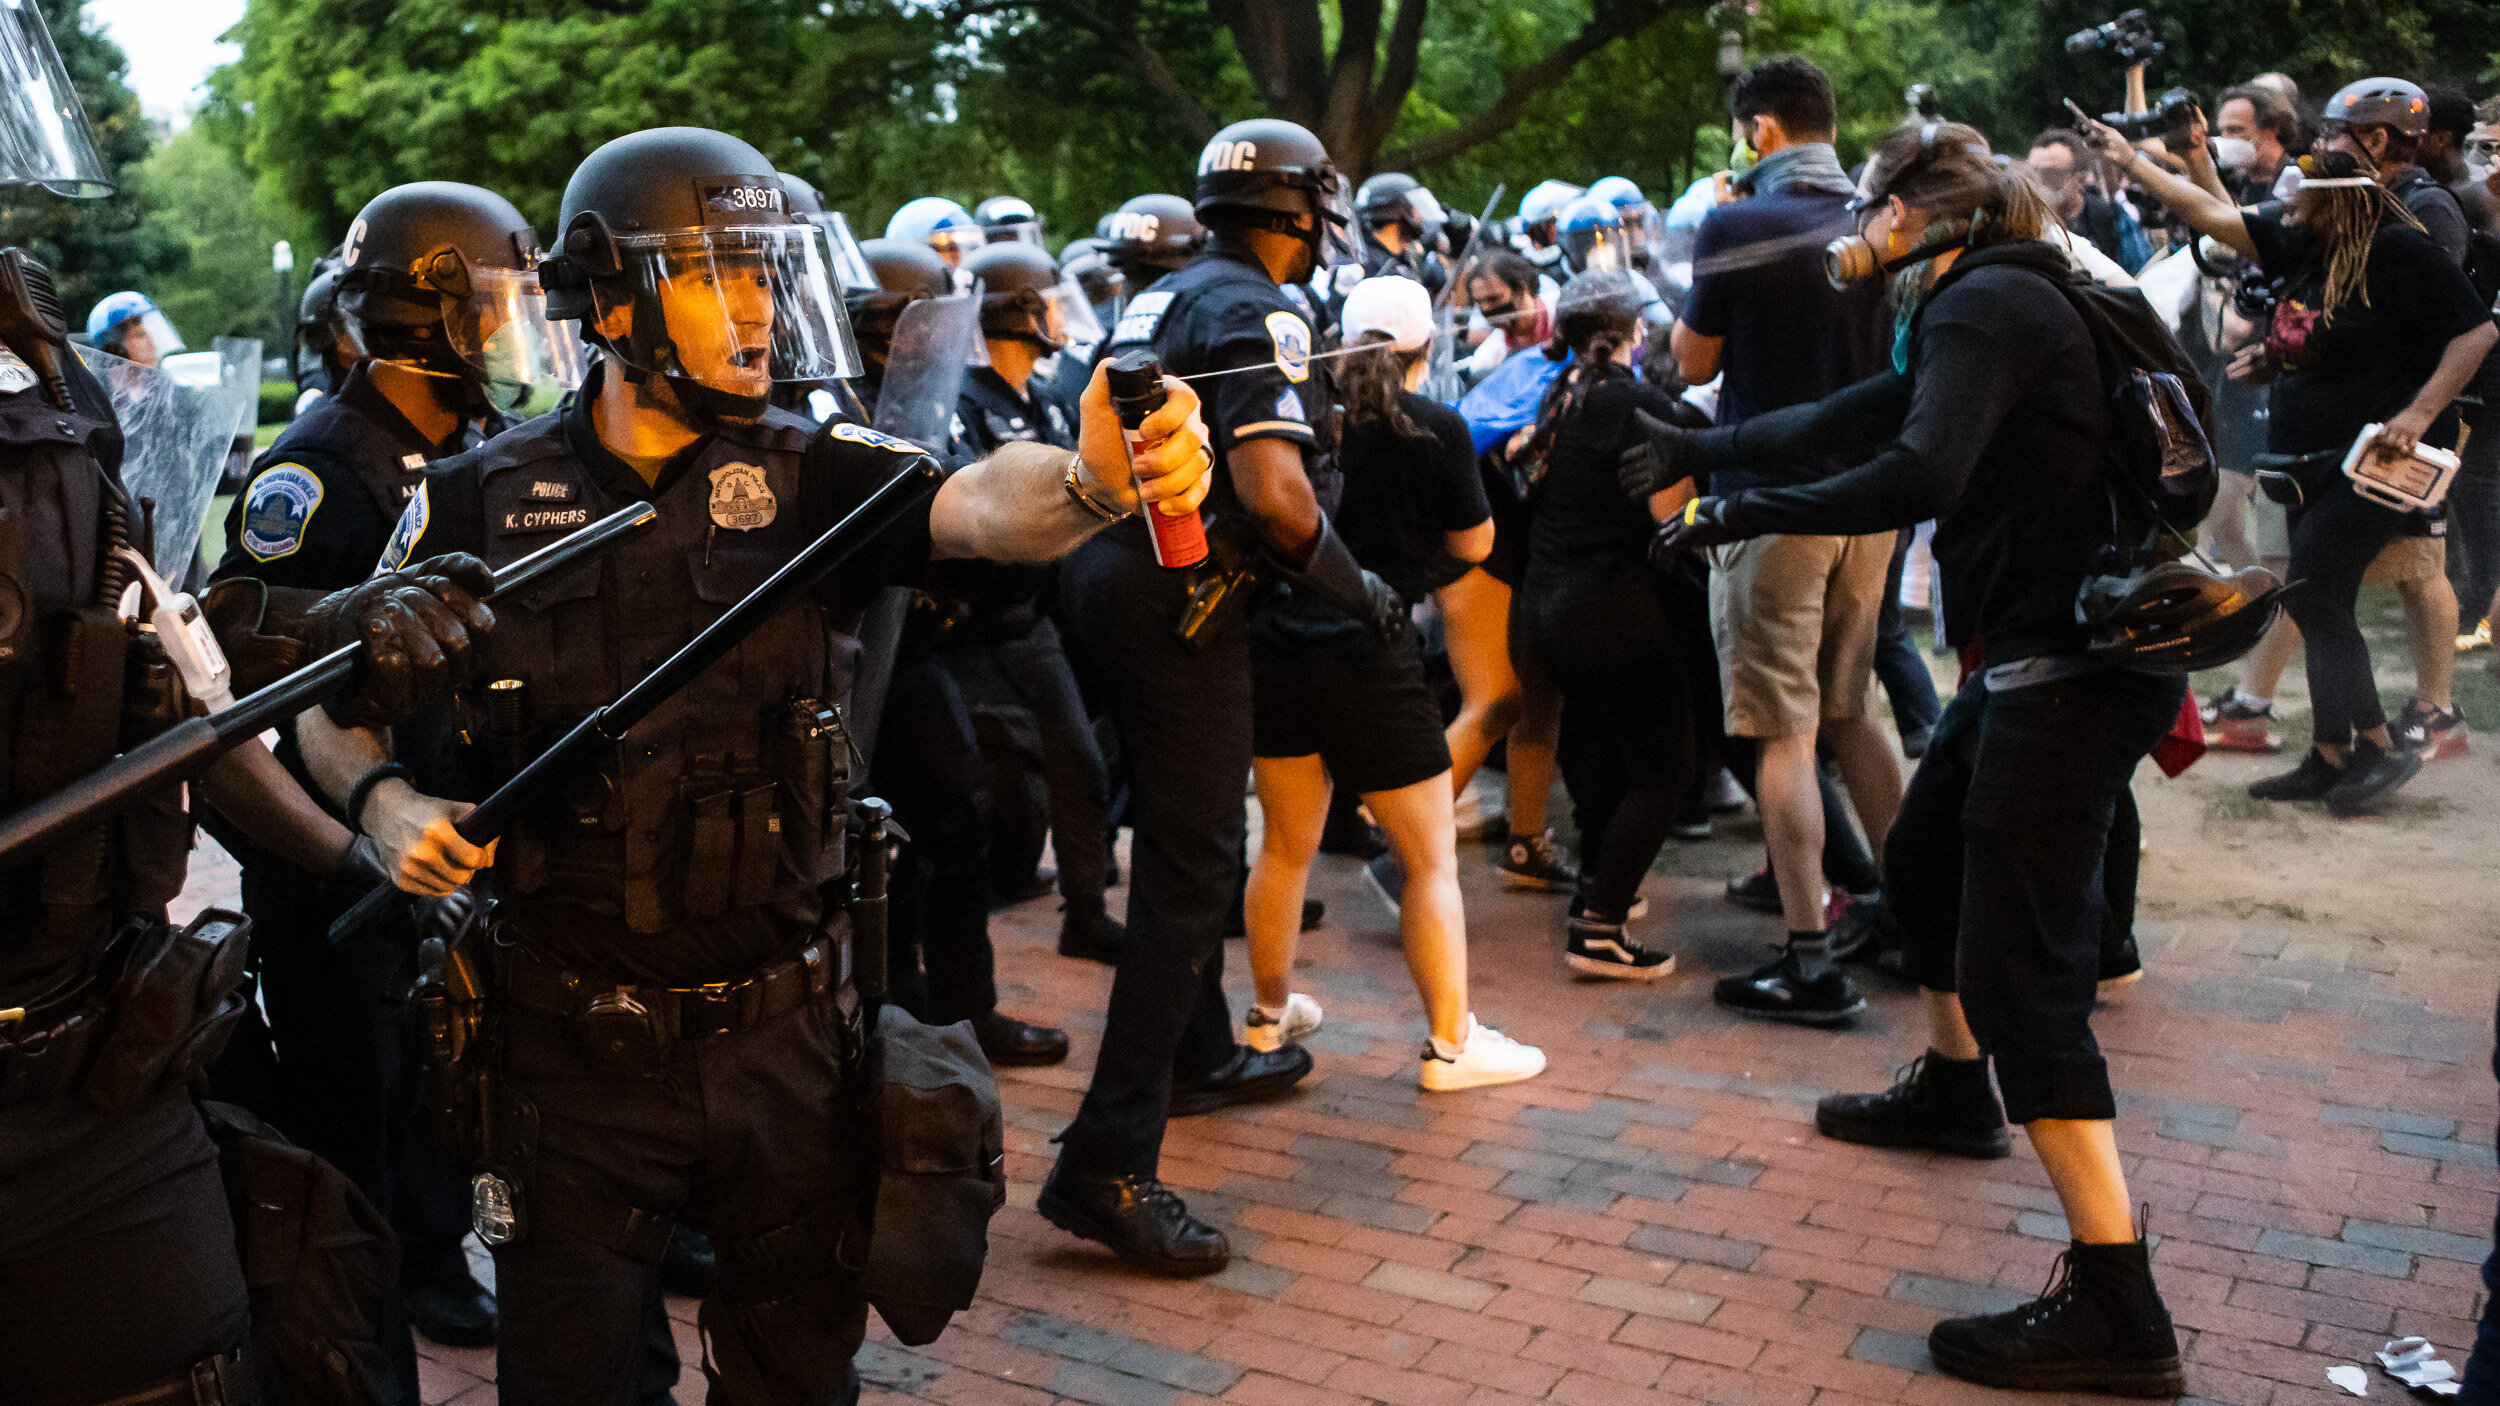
[1496,831,1579,891]
[1826,894,1900,966]
[1815,1053,2012,1159]
[2247,747,2343,801]
[1713,948,1866,1026]
[1320,813,1388,859]
[1039,1166,1230,1277]
[2324,739,2421,816]
[2098,931,2143,992]
[1563,915,1675,981]
[2389,697,2465,758]
[1723,867,1783,914]
[1926,1237,2184,1397]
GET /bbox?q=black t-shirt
[1336,392,1490,602]
[1523,370,1706,599]
[1722,244,2113,665]
[1679,188,1886,492]
[2245,210,2489,455]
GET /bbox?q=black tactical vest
[0,381,194,1000]
[442,412,855,986]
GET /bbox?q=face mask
[1729,124,1757,173]
[2213,137,2257,172]
[2470,154,2495,187]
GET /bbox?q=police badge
[708,462,778,531]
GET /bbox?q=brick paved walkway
[358,802,2498,1406]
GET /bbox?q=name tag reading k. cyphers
[501,505,593,534]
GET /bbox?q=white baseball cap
[1340,275,1433,352]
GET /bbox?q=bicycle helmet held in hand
[2078,561,2290,674]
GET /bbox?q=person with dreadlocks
[2081,119,2496,815]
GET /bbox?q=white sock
[1254,1002,1287,1024]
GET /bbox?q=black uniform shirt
[214,362,484,590]
[953,365,1076,456]
[1105,245,1326,522]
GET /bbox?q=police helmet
[975,195,1046,246]
[336,181,577,410]
[887,196,987,266]
[847,237,955,356]
[1103,193,1204,278]
[1558,195,1628,274]
[1057,239,1128,314]
[85,290,183,360]
[1356,172,1422,229]
[2079,562,2289,674]
[966,241,1103,350]
[537,127,863,421]
[294,255,361,393]
[2323,77,2430,139]
[1192,119,1358,265]
[1517,180,1584,235]
[778,172,825,214]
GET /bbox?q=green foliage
[0,0,178,325]
[136,128,297,345]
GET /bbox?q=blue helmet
[85,291,184,358]
[1588,176,1645,210]
[885,196,987,267]
[1558,197,1628,275]
[1517,180,1584,229]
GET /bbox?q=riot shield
[869,283,985,455]
[0,0,111,198]
[78,335,260,586]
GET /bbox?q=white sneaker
[1244,993,1324,1052]
[1419,1016,1546,1092]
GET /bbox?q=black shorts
[1251,603,1452,794]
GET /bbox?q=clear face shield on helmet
[927,224,987,269]
[0,0,110,199]
[1563,222,1628,274]
[111,308,187,362]
[1022,275,1105,349]
[1315,171,1363,268]
[591,223,865,408]
[811,210,878,297]
[441,266,584,412]
[986,217,1046,247]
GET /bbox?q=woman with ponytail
[1621,120,2201,1394]
[1515,271,1710,980]
[2082,121,2495,815]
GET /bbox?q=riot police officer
[887,195,988,274]
[0,13,498,1393]
[1044,117,1398,1277]
[293,125,1212,1400]
[212,180,572,1362]
[940,242,1121,962]
[975,195,1047,247]
[1101,193,1205,296]
[1353,172,1447,293]
[848,237,958,414]
[293,250,359,412]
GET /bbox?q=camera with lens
[2102,87,2200,145]
[2233,275,2282,322]
[2065,8,2163,66]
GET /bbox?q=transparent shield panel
[871,287,983,454]
[0,0,108,198]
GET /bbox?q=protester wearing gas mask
[1626,120,2245,1395]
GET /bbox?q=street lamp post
[272,240,294,382]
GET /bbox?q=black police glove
[1618,409,1713,502]
[1649,493,1762,566]
[302,554,496,729]
[1282,515,1410,643]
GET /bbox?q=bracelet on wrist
[1063,451,1132,524]
[344,763,413,836]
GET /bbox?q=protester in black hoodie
[1624,121,2188,1397]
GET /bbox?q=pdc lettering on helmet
[1199,141,1260,175]
[1108,212,1162,244]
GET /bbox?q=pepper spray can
[1105,350,1207,568]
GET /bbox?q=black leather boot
[1038,1165,1230,1277]
[1815,1052,2011,1158]
[1928,1235,2184,1396]
[973,1009,1071,1066]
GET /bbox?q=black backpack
[1929,244,2219,567]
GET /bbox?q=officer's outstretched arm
[296,707,496,896]
[930,361,1212,561]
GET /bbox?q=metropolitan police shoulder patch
[376,481,430,575]
[824,422,925,456]
[241,464,324,562]
[1265,310,1312,383]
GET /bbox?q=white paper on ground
[2328,1365,2370,1396]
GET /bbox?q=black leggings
[2283,475,2413,748]
[1524,569,1706,919]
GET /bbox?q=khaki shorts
[1709,531,1894,739]
[2361,534,2445,587]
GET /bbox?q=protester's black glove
[302,554,495,729]
[1356,569,1410,644]
[1618,409,1709,502]
[1649,494,1760,565]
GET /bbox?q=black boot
[1815,1052,2011,1158]
[973,1009,1071,1067]
[1039,1164,1230,1277]
[1059,897,1126,964]
[1927,1236,2183,1397]
[401,1252,496,1348]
